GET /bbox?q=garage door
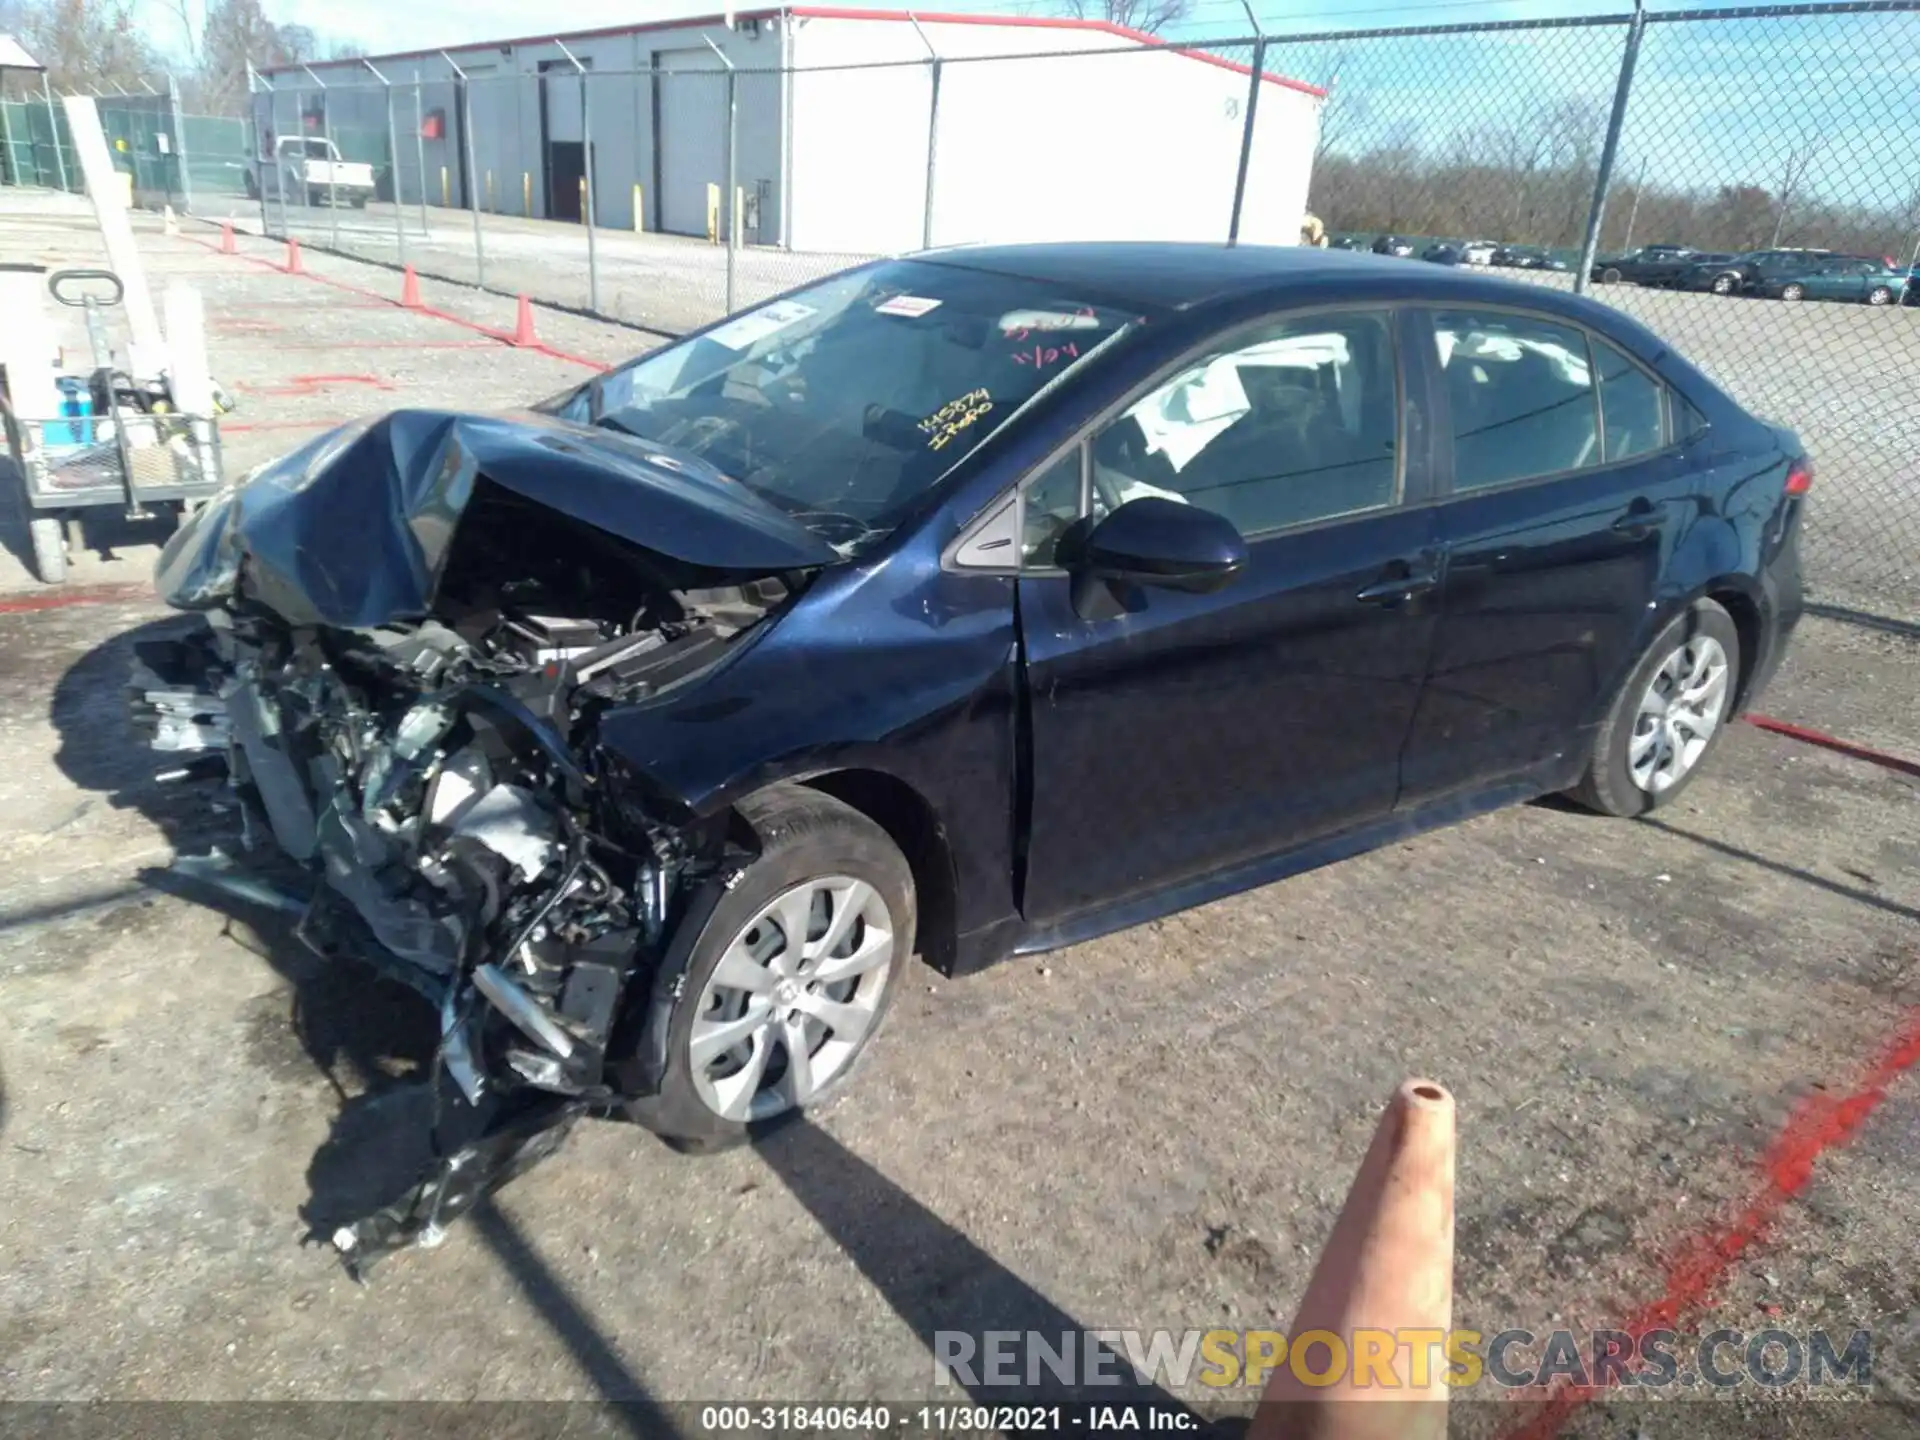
[654,47,729,239]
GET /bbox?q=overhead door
[653,47,729,238]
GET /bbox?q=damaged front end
[131,410,831,1272]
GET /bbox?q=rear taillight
[1784,459,1814,496]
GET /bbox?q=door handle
[1356,564,1438,606]
[1612,500,1659,536]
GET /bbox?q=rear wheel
[1601,266,1622,284]
[1710,272,1739,296]
[28,515,67,584]
[621,785,914,1152]
[1780,282,1806,302]
[1568,600,1740,818]
[1867,285,1893,306]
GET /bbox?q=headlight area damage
[130,410,835,1275]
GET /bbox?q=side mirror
[1070,496,1247,595]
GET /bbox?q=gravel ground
[0,194,1915,1434]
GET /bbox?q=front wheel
[1710,273,1739,296]
[621,785,915,1151]
[1601,267,1622,284]
[1568,600,1741,818]
[1867,285,1893,306]
[1780,283,1806,302]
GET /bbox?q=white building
[258,6,1322,254]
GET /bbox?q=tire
[1710,272,1739,296]
[1780,283,1806,302]
[351,194,369,210]
[1567,600,1741,818]
[28,516,67,584]
[1867,285,1893,306]
[1601,267,1622,284]
[619,784,915,1151]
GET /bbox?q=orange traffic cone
[1253,1079,1456,1440]
[220,220,236,254]
[285,237,304,274]
[399,265,423,309]
[508,294,538,347]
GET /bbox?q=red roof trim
[260,5,1325,97]
[788,6,1325,96]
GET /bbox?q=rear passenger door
[1398,306,1688,805]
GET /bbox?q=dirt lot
[0,196,1916,1434]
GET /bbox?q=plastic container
[45,377,96,448]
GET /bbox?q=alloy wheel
[1711,274,1737,295]
[1868,286,1892,306]
[1628,636,1731,794]
[1781,284,1805,301]
[689,876,896,1123]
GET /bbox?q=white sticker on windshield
[874,294,943,318]
[704,299,816,351]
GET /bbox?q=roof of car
[917,241,1571,311]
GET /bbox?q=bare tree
[1059,0,1193,34]
[8,0,159,94]
[1768,131,1825,246]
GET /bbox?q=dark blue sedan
[146,243,1809,1174]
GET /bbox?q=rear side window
[1592,337,1665,461]
[1432,310,1598,490]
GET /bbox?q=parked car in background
[1421,243,1462,265]
[1751,255,1907,305]
[1491,246,1569,271]
[138,244,1809,1165]
[1592,245,1703,285]
[246,136,377,208]
[1332,235,1368,251]
[1680,249,1837,296]
[1460,241,1498,265]
[1372,234,1415,257]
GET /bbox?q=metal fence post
[442,52,484,287]
[43,72,69,192]
[166,71,191,211]
[365,59,404,267]
[705,37,739,313]
[302,65,339,253]
[1573,0,1646,296]
[1227,34,1267,245]
[905,13,941,251]
[556,40,598,313]
[413,74,429,235]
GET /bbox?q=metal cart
[1,268,227,584]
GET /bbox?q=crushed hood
[155,408,839,628]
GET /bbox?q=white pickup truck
[246,137,376,208]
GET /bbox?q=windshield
[583,259,1134,553]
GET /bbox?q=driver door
[1011,308,1442,926]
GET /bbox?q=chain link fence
[4,4,1916,626]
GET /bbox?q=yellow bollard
[632,182,644,232]
[705,182,719,244]
[523,171,531,216]
[486,169,494,212]
[439,165,449,207]
[578,176,586,224]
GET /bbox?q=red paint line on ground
[219,339,500,351]
[1499,1004,1920,1440]
[0,582,155,614]
[1745,713,1920,780]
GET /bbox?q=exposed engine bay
[129,410,827,1273]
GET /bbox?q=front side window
[1081,311,1400,538]
[577,259,1133,555]
[1432,309,1598,490]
